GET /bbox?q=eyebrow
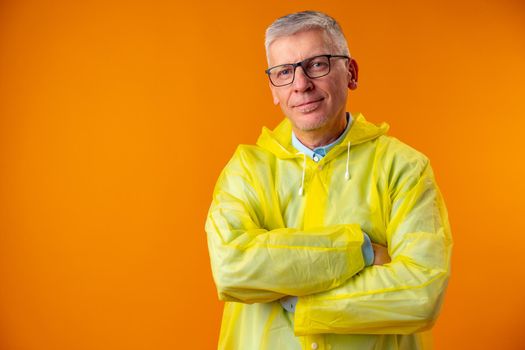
[269,53,331,68]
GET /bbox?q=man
[206,10,452,350]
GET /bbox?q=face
[267,29,357,134]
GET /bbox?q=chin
[295,120,326,131]
[292,113,329,132]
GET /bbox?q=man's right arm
[205,148,368,303]
[292,160,452,336]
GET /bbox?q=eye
[276,67,292,78]
[308,58,329,71]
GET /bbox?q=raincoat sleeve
[206,147,367,304]
[294,157,452,335]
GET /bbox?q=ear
[347,58,359,90]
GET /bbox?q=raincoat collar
[291,113,353,160]
[256,113,390,160]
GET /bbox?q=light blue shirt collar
[291,113,353,162]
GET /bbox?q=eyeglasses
[265,54,350,87]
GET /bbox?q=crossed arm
[206,150,452,334]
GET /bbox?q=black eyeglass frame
[265,54,350,87]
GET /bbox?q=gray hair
[265,11,350,63]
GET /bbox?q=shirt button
[313,155,319,162]
[311,342,318,350]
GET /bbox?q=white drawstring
[345,141,351,180]
[298,153,306,196]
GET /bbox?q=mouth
[293,98,324,112]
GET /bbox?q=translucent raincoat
[206,113,452,350]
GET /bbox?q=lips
[293,97,324,113]
[293,97,324,108]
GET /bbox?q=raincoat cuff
[362,232,374,266]
[293,295,311,336]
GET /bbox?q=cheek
[329,80,348,101]
[278,92,292,108]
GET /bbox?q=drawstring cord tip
[345,141,352,181]
[298,153,306,196]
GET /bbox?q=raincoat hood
[256,113,390,159]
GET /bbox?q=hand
[372,243,391,265]
[279,296,298,313]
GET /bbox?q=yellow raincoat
[206,113,452,350]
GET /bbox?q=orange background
[1,0,524,349]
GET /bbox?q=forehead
[267,29,335,66]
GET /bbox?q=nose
[292,66,313,92]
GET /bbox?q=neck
[294,116,347,150]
